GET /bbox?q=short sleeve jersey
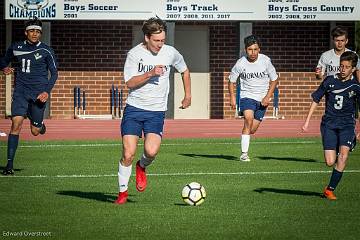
[317,49,360,77]
[228,54,278,102]
[124,44,187,111]
[0,40,58,94]
[311,75,360,122]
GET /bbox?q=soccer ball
[181,182,206,206]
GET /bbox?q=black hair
[244,35,260,48]
[25,17,42,31]
[340,51,358,68]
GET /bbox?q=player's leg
[28,100,46,136]
[2,88,27,175]
[324,128,354,200]
[136,110,165,192]
[240,109,254,162]
[2,116,25,175]
[239,98,261,162]
[250,103,267,134]
[115,105,142,204]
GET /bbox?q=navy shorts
[320,122,355,150]
[11,87,46,128]
[239,97,267,121]
[121,105,165,137]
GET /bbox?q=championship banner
[5,0,360,21]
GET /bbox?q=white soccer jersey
[317,48,360,77]
[124,43,188,111]
[229,54,278,102]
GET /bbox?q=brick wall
[209,22,238,119]
[49,21,133,119]
[0,0,6,117]
[223,72,324,119]
[0,18,356,120]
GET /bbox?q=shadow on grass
[254,187,322,197]
[257,156,319,163]
[0,166,23,172]
[174,203,189,207]
[57,190,136,203]
[179,153,237,161]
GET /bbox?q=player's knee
[337,153,348,164]
[10,124,22,134]
[325,158,335,167]
[144,149,158,159]
[122,152,135,164]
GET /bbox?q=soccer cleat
[323,187,337,200]
[240,153,251,162]
[39,123,46,135]
[114,191,128,205]
[1,168,14,176]
[136,161,147,192]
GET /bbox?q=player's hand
[230,96,236,110]
[37,92,49,103]
[151,65,164,77]
[179,96,191,109]
[301,123,309,133]
[2,67,14,75]
[261,96,271,107]
[357,132,360,140]
[315,67,323,80]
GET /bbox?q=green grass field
[1,138,360,240]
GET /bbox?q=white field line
[0,141,318,148]
[1,169,360,178]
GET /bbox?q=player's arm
[302,79,327,132]
[228,81,236,110]
[38,49,58,103]
[315,55,326,80]
[126,65,164,89]
[262,79,278,107]
[302,101,319,132]
[262,60,279,107]
[180,69,191,109]
[228,61,241,110]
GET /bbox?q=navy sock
[327,168,343,191]
[7,134,19,169]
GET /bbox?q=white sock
[118,162,132,192]
[139,153,154,168]
[241,134,250,154]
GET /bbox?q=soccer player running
[114,17,191,204]
[302,51,360,200]
[228,35,278,162]
[316,26,360,152]
[0,17,58,175]
[315,26,360,81]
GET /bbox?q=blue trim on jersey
[311,75,360,120]
[0,41,58,94]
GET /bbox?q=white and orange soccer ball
[181,182,206,206]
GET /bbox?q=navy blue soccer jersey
[0,40,58,94]
[312,75,360,122]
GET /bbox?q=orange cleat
[323,187,337,200]
[136,161,147,192]
[114,191,128,205]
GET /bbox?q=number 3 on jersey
[334,95,343,110]
[22,58,31,73]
